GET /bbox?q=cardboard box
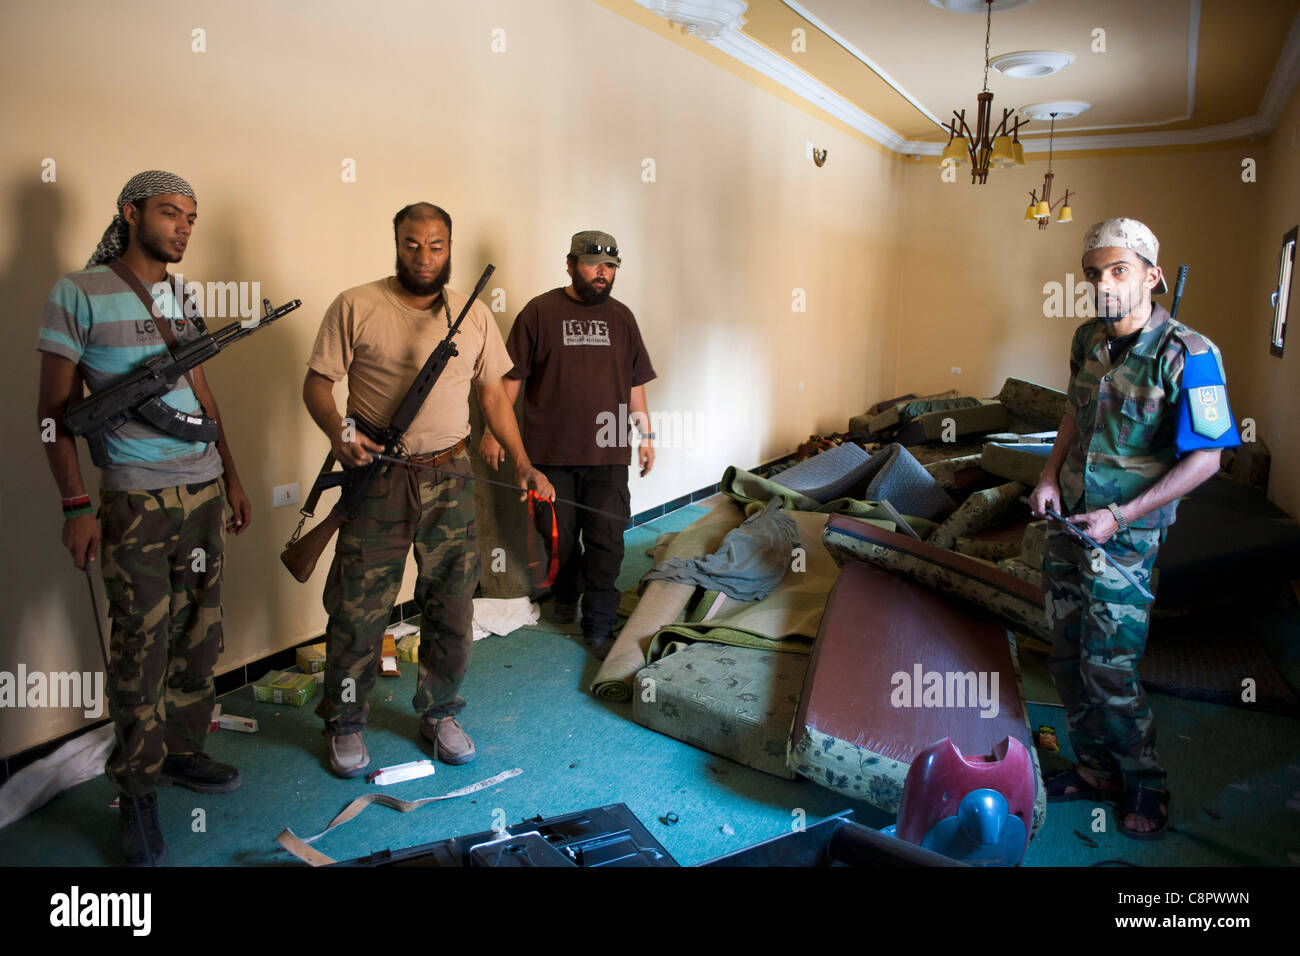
[252,670,320,707]
[296,641,327,674]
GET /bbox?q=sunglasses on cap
[580,243,619,258]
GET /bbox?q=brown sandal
[1118,783,1170,840]
[1045,768,1120,803]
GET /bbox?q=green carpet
[1,502,1297,867]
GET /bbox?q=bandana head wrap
[86,170,197,268]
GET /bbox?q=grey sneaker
[328,732,370,778]
[420,716,476,765]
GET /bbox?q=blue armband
[1175,347,1240,454]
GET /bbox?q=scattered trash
[1201,805,1224,820]
[568,762,578,769]
[1073,829,1099,848]
[1177,734,1193,741]
[659,812,680,826]
[1228,782,1251,793]
[1035,725,1059,753]
[720,823,735,836]
[380,635,400,677]
[218,714,259,734]
[368,760,436,786]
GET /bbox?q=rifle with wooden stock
[280,264,494,582]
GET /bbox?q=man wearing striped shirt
[36,170,248,865]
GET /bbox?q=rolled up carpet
[589,501,746,701]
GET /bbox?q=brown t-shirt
[505,288,656,466]
[308,277,512,455]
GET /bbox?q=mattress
[787,560,1046,833]
[634,642,807,779]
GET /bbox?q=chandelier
[1024,112,1074,228]
[940,0,1027,184]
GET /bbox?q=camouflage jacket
[1058,303,1229,529]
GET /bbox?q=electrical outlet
[951,366,962,375]
[805,140,814,161]
[273,483,300,508]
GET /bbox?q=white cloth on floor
[472,597,540,641]
[0,724,113,831]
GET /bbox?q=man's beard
[135,219,183,264]
[395,256,451,297]
[572,269,614,304]
[1094,290,1132,322]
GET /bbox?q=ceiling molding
[632,0,1300,155]
[785,0,1205,136]
[709,27,917,152]
[779,0,946,129]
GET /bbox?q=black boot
[119,793,166,866]
[159,752,242,793]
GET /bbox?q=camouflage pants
[317,450,479,736]
[99,480,226,800]
[1042,523,1166,787]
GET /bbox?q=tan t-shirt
[308,277,512,454]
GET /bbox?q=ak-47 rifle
[1169,263,1189,319]
[280,265,495,583]
[66,296,302,466]
[1042,507,1155,602]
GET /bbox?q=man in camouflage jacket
[1029,218,1240,840]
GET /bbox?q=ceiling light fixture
[939,0,1028,184]
[1024,112,1074,229]
[990,50,1075,78]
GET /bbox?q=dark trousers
[538,465,630,639]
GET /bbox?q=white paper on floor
[0,724,113,831]
[471,597,540,640]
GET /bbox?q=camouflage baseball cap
[1082,218,1168,294]
[570,230,621,267]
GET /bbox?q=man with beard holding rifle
[302,202,552,778]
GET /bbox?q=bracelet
[1107,502,1128,532]
[638,432,656,440]
[62,494,93,519]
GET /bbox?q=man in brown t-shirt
[304,202,552,778]
[481,230,656,659]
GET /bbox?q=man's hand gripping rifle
[280,265,495,583]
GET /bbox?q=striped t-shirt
[37,265,223,491]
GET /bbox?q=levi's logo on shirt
[562,318,609,346]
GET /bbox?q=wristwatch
[639,432,656,440]
[1107,502,1128,532]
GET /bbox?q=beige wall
[0,0,905,756]
[1238,83,1300,517]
